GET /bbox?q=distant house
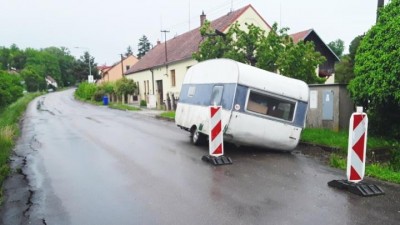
[98,55,138,84]
[290,29,340,84]
[45,76,58,89]
[125,4,272,108]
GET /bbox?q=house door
[156,80,164,104]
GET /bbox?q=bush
[0,71,23,109]
[140,100,147,107]
[92,90,106,102]
[390,149,400,172]
[75,82,97,100]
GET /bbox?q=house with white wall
[125,4,272,108]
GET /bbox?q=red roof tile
[290,29,313,43]
[126,4,267,74]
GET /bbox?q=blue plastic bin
[103,95,109,105]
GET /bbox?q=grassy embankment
[0,93,42,202]
[160,111,400,184]
[301,129,400,183]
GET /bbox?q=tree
[193,21,325,84]
[327,39,345,58]
[0,71,23,108]
[125,46,133,57]
[20,67,46,92]
[256,24,287,72]
[192,20,234,62]
[137,35,151,59]
[43,47,77,86]
[75,52,99,82]
[334,35,364,83]
[334,55,354,83]
[276,40,325,84]
[348,35,364,63]
[115,77,137,103]
[348,0,400,137]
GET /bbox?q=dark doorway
[156,80,164,104]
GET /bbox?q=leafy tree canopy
[0,71,23,108]
[327,39,345,58]
[348,0,400,137]
[193,21,325,84]
[115,77,137,96]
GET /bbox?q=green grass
[301,128,394,154]
[160,111,175,119]
[108,103,141,111]
[302,128,400,184]
[0,92,42,202]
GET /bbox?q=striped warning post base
[328,107,383,196]
[346,108,368,183]
[209,106,224,156]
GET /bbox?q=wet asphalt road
[1,89,399,225]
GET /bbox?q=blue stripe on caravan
[179,83,237,110]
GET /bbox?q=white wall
[126,58,197,103]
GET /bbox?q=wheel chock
[202,155,232,166]
[328,179,385,197]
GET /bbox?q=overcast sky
[1,0,384,65]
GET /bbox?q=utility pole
[377,0,385,23]
[120,54,125,77]
[161,30,170,75]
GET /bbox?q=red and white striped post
[209,106,224,157]
[346,107,368,183]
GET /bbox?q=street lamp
[74,46,93,83]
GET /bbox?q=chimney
[377,0,384,23]
[200,11,206,26]
[157,40,161,45]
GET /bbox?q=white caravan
[175,59,309,151]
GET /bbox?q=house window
[246,90,296,121]
[146,80,150,94]
[126,65,130,71]
[171,69,176,87]
[210,86,223,106]
[144,81,147,94]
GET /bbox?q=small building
[98,55,138,84]
[45,76,58,89]
[290,29,340,84]
[307,84,354,131]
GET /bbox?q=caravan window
[246,90,296,121]
[210,86,223,106]
[188,86,196,97]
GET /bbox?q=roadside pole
[328,107,384,197]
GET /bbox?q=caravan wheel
[191,127,205,146]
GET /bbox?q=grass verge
[159,111,175,119]
[302,128,400,184]
[108,103,141,111]
[0,92,42,202]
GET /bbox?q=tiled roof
[126,4,264,74]
[290,29,313,43]
[290,29,340,61]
